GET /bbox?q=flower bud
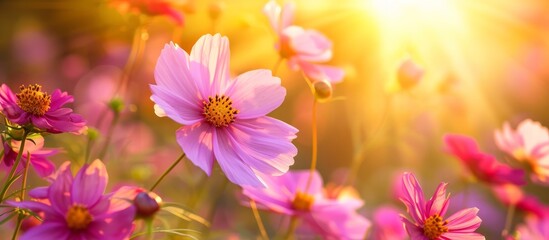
[86,127,100,141]
[313,80,333,100]
[108,97,125,114]
[134,192,161,218]
[397,58,424,90]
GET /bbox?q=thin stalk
[250,200,269,240]
[116,22,148,96]
[149,153,186,191]
[97,112,120,160]
[11,215,23,240]
[0,130,29,202]
[283,217,298,240]
[502,203,516,237]
[305,99,318,192]
[20,151,31,200]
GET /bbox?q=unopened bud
[108,97,125,114]
[397,58,424,90]
[313,80,333,100]
[86,127,100,141]
[134,192,161,218]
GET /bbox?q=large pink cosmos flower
[263,0,344,83]
[241,170,371,239]
[1,135,58,177]
[10,160,135,240]
[399,172,485,240]
[150,34,298,187]
[0,84,86,134]
[495,119,549,183]
[444,134,526,185]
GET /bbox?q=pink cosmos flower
[263,0,344,83]
[110,0,184,25]
[150,34,298,187]
[1,135,58,177]
[241,170,371,239]
[399,172,484,240]
[397,58,424,90]
[492,184,549,219]
[516,215,549,240]
[371,206,407,240]
[0,84,86,134]
[495,119,549,183]
[10,160,135,240]
[444,134,526,185]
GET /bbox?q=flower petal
[154,42,202,100]
[176,122,215,175]
[228,117,297,175]
[400,172,427,224]
[224,69,286,119]
[71,159,108,207]
[402,217,429,240]
[446,207,482,233]
[426,182,449,217]
[19,222,69,240]
[49,165,73,214]
[213,129,264,187]
[297,61,345,83]
[190,34,231,96]
[442,232,486,240]
[150,85,203,125]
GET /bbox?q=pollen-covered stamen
[203,95,238,127]
[16,84,51,116]
[66,204,93,231]
[423,214,449,239]
[291,192,314,211]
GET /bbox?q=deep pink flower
[10,160,135,240]
[0,84,86,134]
[444,134,526,185]
[110,0,184,25]
[516,215,549,240]
[495,119,549,183]
[150,34,298,187]
[241,170,371,239]
[263,0,344,83]
[1,135,58,177]
[399,172,484,240]
[492,184,549,219]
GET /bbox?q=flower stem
[250,199,269,240]
[11,215,23,240]
[97,112,120,160]
[0,130,29,202]
[502,203,516,237]
[284,216,298,240]
[305,99,318,192]
[116,21,148,96]
[149,153,186,191]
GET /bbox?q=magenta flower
[444,134,526,185]
[1,135,58,177]
[110,0,184,25]
[242,170,371,239]
[10,160,135,240]
[150,34,298,187]
[263,0,344,83]
[399,172,485,240]
[0,84,86,134]
[495,119,549,183]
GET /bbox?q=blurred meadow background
[1,0,549,239]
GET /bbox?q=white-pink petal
[190,34,231,96]
[176,123,215,176]
[225,69,286,119]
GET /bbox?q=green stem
[11,215,23,240]
[149,153,186,191]
[502,203,516,237]
[97,112,120,160]
[283,217,298,240]
[250,200,269,240]
[304,99,318,192]
[0,130,29,202]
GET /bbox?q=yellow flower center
[66,205,93,231]
[203,95,238,127]
[423,214,448,239]
[16,84,51,116]
[291,192,314,211]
